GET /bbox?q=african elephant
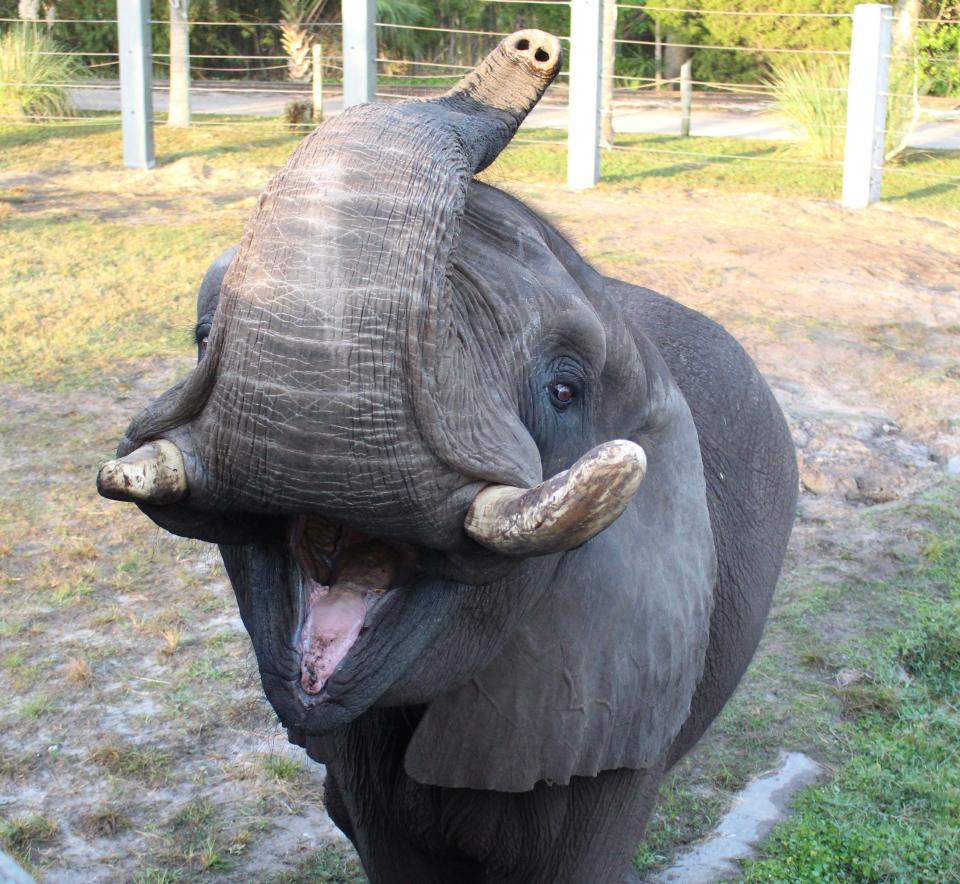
[97,30,797,883]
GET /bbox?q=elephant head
[98,32,716,793]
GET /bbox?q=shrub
[769,56,928,161]
[768,58,849,160]
[0,24,84,119]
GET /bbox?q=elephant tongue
[299,539,399,695]
[299,580,370,694]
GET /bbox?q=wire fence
[1,3,957,196]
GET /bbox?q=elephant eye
[549,382,574,406]
[198,335,209,359]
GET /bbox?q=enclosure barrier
[2,2,957,201]
[841,4,892,207]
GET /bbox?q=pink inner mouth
[294,518,415,695]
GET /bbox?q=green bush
[0,24,84,119]
[769,55,928,161]
[768,58,849,160]
[918,21,960,97]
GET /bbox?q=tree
[280,0,323,82]
[167,0,190,127]
[600,0,617,147]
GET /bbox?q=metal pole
[841,4,892,208]
[167,0,190,128]
[312,42,324,121]
[117,0,154,168]
[342,0,376,108]
[680,58,692,136]
[568,0,603,190]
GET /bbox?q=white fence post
[342,0,376,108]
[567,0,603,190]
[841,3,892,208]
[117,0,154,169]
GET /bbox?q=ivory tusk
[97,439,188,505]
[464,439,647,557]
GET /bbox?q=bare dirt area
[1,156,958,881]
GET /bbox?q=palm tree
[280,0,326,82]
[280,0,428,83]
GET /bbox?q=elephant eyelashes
[549,382,575,407]
[198,334,209,360]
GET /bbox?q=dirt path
[1,163,958,880]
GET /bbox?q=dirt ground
[1,156,959,881]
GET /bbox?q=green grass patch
[90,741,172,786]
[634,483,960,878]
[485,130,960,221]
[0,813,59,871]
[261,753,303,782]
[274,842,366,884]
[0,117,956,390]
[739,491,960,881]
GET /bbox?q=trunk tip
[504,29,562,80]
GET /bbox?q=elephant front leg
[443,763,665,884]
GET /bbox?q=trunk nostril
[508,30,560,72]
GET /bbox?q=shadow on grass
[602,136,783,184]
[0,118,114,152]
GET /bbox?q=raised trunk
[124,32,562,547]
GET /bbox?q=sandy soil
[1,160,958,881]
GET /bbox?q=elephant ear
[404,395,717,792]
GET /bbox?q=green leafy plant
[0,24,85,119]
[768,58,849,160]
[769,56,928,162]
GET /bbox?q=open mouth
[291,515,419,696]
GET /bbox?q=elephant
[97,30,797,883]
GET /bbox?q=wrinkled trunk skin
[122,34,560,547]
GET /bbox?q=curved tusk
[464,440,647,557]
[97,439,188,505]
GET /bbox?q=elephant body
[98,32,796,883]
[290,185,796,882]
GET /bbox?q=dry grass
[64,655,93,686]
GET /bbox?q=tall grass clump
[0,25,84,119]
[769,57,926,162]
[768,58,849,160]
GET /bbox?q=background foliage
[0,1,956,93]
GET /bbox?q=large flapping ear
[404,351,717,791]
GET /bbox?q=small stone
[849,473,899,504]
[801,469,834,497]
[835,668,866,687]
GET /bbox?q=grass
[90,742,172,786]
[766,58,850,160]
[0,117,955,393]
[1,106,958,879]
[632,484,960,879]
[0,814,59,871]
[0,25,85,119]
[274,843,366,884]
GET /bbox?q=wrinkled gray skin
[102,34,796,883]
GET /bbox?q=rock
[801,468,834,496]
[848,473,899,504]
[948,455,960,476]
[835,668,866,687]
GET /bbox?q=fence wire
[1,5,957,193]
